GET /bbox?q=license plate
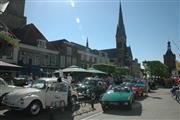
[110,102,119,105]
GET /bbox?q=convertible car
[74,77,108,99]
[132,81,145,96]
[100,85,134,111]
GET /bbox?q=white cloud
[76,17,80,24]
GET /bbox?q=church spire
[167,41,171,50]
[116,1,126,39]
[86,37,89,48]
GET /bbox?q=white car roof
[38,77,69,85]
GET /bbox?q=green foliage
[92,64,129,76]
[93,64,116,75]
[115,67,129,76]
[144,61,169,78]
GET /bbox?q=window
[80,54,83,61]
[37,39,46,48]
[55,83,68,92]
[67,47,72,55]
[44,55,50,65]
[67,56,71,66]
[0,79,5,86]
[51,55,57,65]
[72,57,77,65]
[60,55,65,68]
[35,56,40,65]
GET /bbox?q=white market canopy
[0,61,21,68]
[62,65,88,73]
[87,68,107,74]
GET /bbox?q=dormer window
[37,39,46,48]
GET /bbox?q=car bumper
[2,101,26,110]
[101,101,130,106]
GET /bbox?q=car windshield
[83,80,96,85]
[109,86,130,92]
[31,80,46,89]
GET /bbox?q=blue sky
[24,0,179,67]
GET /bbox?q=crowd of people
[170,79,180,100]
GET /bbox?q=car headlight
[86,89,90,93]
[19,98,25,104]
[19,94,32,104]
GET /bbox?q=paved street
[81,88,180,120]
[0,88,179,120]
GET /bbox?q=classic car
[0,77,20,103]
[121,82,135,90]
[13,77,27,86]
[132,81,145,96]
[100,85,134,111]
[2,77,78,116]
[75,77,108,99]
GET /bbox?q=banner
[176,61,180,71]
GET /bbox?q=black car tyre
[60,100,65,112]
[101,105,108,112]
[70,96,77,111]
[91,92,96,101]
[127,100,132,110]
[28,100,42,116]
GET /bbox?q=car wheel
[127,100,132,110]
[28,101,42,116]
[60,100,65,112]
[70,96,77,111]
[101,105,108,112]
[0,93,8,104]
[91,92,96,101]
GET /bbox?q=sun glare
[76,17,80,24]
[70,0,75,7]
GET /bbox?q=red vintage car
[132,82,145,96]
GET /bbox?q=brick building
[163,41,176,75]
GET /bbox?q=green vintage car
[75,77,108,99]
[100,85,134,111]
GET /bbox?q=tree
[92,64,116,75]
[92,64,129,76]
[144,61,169,78]
[115,67,129,76]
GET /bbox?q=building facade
[50,39,109,69]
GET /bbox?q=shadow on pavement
[0,102,99,120]
[148,96,162,100]
[135,96,148,101]
[103,101,142,116]
[0,104,81,120]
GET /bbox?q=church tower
[116,2,127,67]
[163,41,176,74]
[0,0,26,30]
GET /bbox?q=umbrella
[0,61,21,68]
[62,65,88,73]
[87,68,107,74]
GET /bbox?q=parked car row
[1,76,150,115]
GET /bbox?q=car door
[45,82,68,108]
[0,79,7,97]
